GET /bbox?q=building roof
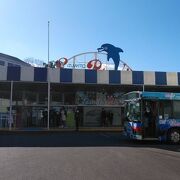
[0,53,31,67]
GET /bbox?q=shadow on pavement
[0,131,179,152]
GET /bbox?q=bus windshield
[126,100,141,121]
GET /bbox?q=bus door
[143,100,158,138]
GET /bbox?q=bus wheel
[168,129,180,144]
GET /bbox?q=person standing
[144,106,152,136]
[101,108,106,127]
[75,107,80,131]
[108,111,113,126]
[60,107,67,128]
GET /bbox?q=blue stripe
[7,66,21,81]
[155,72,167,85]
[85,70,97,83]
[109,70,120,84]
[178,72,180,85]
[132,71,144,84]
[60,69,72,83]
[34,68,47,82]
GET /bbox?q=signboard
[43,44,132,71]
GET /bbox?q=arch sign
[55,58,68,68]
[55,58,104,70]
[87,59,103,70]
[52,43,131,70]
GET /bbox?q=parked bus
[123,91,180,143]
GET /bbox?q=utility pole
[47,21,50,130]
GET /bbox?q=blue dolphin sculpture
[97,43,123,70]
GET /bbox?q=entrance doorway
[143,101,158,138]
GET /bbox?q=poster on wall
[96,92,106,105]
[76,91,96,105]
[76,91,123,106]
[97,92,123,105]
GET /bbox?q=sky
[0,0,180,72]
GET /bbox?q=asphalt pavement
[0,132,179,180]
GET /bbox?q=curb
[0,127,123,134]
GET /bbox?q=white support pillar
[94,52,97,59]
[9,81,13,130]
[73,57,75,69]
[142,85,145,92]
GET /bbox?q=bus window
[164,101,172,119]
[126,101,140,121]
[159,101,172,119]
[173,101,180,118]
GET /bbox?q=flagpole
[48,21,50,65]
[47,21,50,130]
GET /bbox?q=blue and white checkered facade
[0,66,180,86]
